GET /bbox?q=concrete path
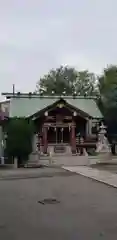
[62,166,117,188]
[1,173,117,239]
[0,167,68,180]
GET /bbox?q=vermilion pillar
[71,124,76,154]
[43,126,48,154]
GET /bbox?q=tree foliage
[6,118,34,164]
[98,65,117,95]
[35,64,117,136]
[98,65,117,120]
[36,66,98,96]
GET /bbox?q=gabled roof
[8,95,103,119]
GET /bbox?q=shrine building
[0,93,103,156]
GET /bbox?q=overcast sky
[0,0,117,98]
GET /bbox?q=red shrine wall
[34,106,87,154]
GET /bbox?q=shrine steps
[88,155,117,165]
[51,155,89,166]
[26,153,117,168]
[27,151,90,167]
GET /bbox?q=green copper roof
[9,96,102,119]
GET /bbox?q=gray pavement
[0,171,117,239]
[0,167,71,180]
[92,163,117,174]
[63,166,117,188]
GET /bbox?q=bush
[6,118,34,166]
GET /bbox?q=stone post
[32,134,37,152]
[14,157,18,169]
[86,120,89,136]
[0,126,2,160]
[43,126,48,154]
[71,124,76,154]
[88,119,92,135]
[0,126,5,164]
[86,118,92,136]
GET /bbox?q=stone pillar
[86,118,92,136]
[43,126,48,154]
[14,157,18,169]
[0,126,5,164]
[86,120,89,136]
[0,126,2,160]
[39,137,43,154]
[32,134,37,152]
[88,119,92,135]
[71,124,76,154]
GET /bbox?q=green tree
[36,66,98,96]
[6,118,34,166]
[98,65,117,120]
[75,70,98,96]
[97,65,117,141]
[98,65,117,95]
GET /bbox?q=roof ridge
[2,92,97,100]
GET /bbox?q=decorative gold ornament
[44,111,48,116]
[57,103,64,108]
[73,111,77,116]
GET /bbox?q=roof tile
[9,96,102,119]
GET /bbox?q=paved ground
[92,163,117,174]
[63,166,117,188]
[0,167,70,180]
[1,171,117,239]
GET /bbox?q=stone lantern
[96,122,111,162]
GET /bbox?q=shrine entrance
[56,127,63,143]
[35,100,88,154]
[47,126,70,144]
